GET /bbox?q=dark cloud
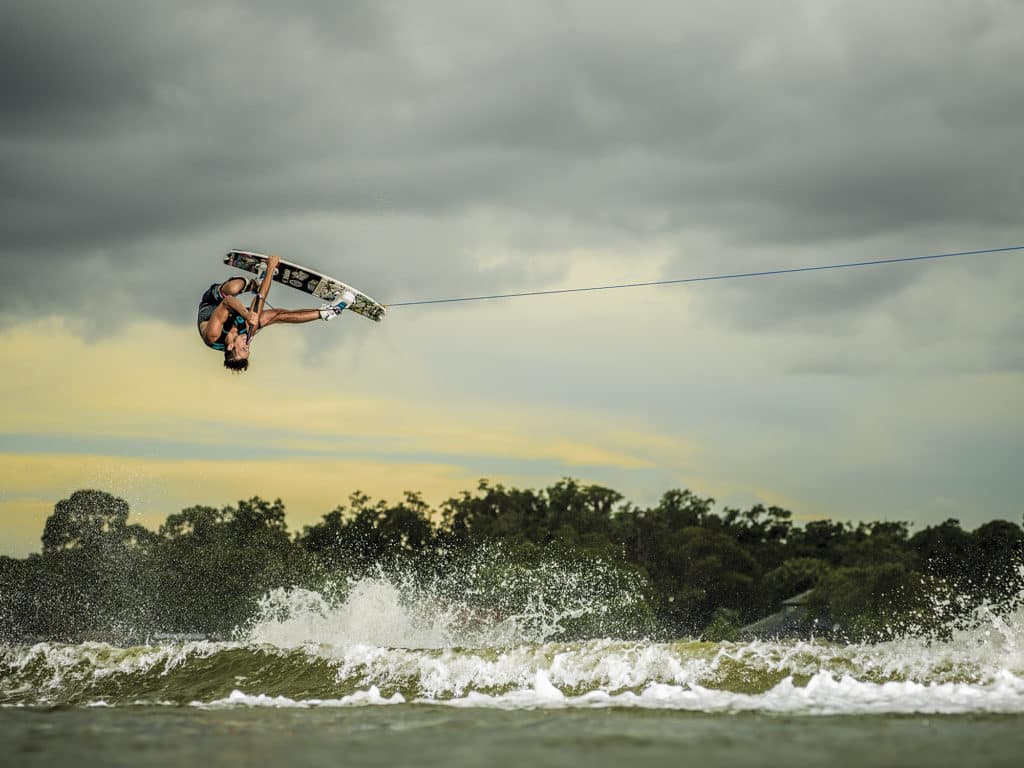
[1,1,1022,339]
[0,1,171,133]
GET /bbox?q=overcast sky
[2,1,1022,555]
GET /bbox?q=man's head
[223,333,250,372]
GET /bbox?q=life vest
[197,283,248,351]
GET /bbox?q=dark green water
[3,707,1023,768]
[4,580,1023,765]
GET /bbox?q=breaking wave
[3,570,1024,714]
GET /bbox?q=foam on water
[425,668,1024,714]
[197,686,406,709]
[241,552,647,649]
[3,573,1024,714]
[174,668,1024,715]
[243,581,461,649]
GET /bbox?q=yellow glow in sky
[0,318,704,555]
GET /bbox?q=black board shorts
[197,284,222,341]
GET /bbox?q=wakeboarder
[197,253,354,372]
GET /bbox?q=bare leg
[259,308,322,327]
[218,277,249,297]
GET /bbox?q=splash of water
[243,580,465,649]
[3,558,1024,712]
[241,546,649,649]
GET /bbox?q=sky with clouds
[2,0,1022,556]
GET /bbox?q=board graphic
[224,250,386,322]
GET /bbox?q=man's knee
[260,308,282,326]
[220,277,247,296]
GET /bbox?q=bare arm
[247,254,280,336]
[221,293,253,321]
[200,277,258,344]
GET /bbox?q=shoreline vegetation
[1,481,1021,645]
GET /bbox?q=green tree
[809,562,927,640]
[29,491,156,640]
[42,490,131,553]
[151,498,315,635]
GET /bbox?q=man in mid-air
[197,253,354,372]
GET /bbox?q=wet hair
[223,351,249,373]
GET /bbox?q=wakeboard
[224,250,386,322]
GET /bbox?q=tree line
[1,481,1021,643]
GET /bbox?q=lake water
[3,578,1023,766]
[4,707,1024,768]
